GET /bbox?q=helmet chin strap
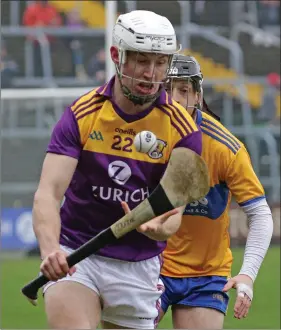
[116,67,163,106]
[121,84,162,105]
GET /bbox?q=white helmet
[112,10,181,105]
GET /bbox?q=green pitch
[1,246,280,329]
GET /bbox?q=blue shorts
[160,275,229,315]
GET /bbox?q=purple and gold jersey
[47,76,202,261]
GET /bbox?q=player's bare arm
[33,153,78,280]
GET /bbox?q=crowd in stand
[1,0,279,124]
[1,0,106,87]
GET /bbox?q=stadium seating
[183,49,280,116]
[49,0,106,28]
[48,0,279,117]
[3,0,279,116]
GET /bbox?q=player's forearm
[161,206,184,238]
[144,207,183,241]
[32,191,62,258]
[143,229,174,241]
[239,199,273,282]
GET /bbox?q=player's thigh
[100,255,164,329]
[43,245,102,329]
[44,281,101,329]
[172,305,224,329]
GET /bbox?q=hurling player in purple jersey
[32,10,206,330]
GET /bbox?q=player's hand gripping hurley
[21,147,209,306]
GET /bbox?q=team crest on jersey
[148,139,167,159]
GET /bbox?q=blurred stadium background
[0,1,280,329]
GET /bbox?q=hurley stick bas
[21,147,209,306]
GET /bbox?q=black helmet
[168,54,220,121]
[168,54,203,93]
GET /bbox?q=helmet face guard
[115,43,177,105]
[112,11,181,105]
[167,54,204,110]
[168,54,220,121]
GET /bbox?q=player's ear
[110,46,119,65]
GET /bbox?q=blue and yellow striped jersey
[162,110,265,277]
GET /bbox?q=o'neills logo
[115,128,136,136]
